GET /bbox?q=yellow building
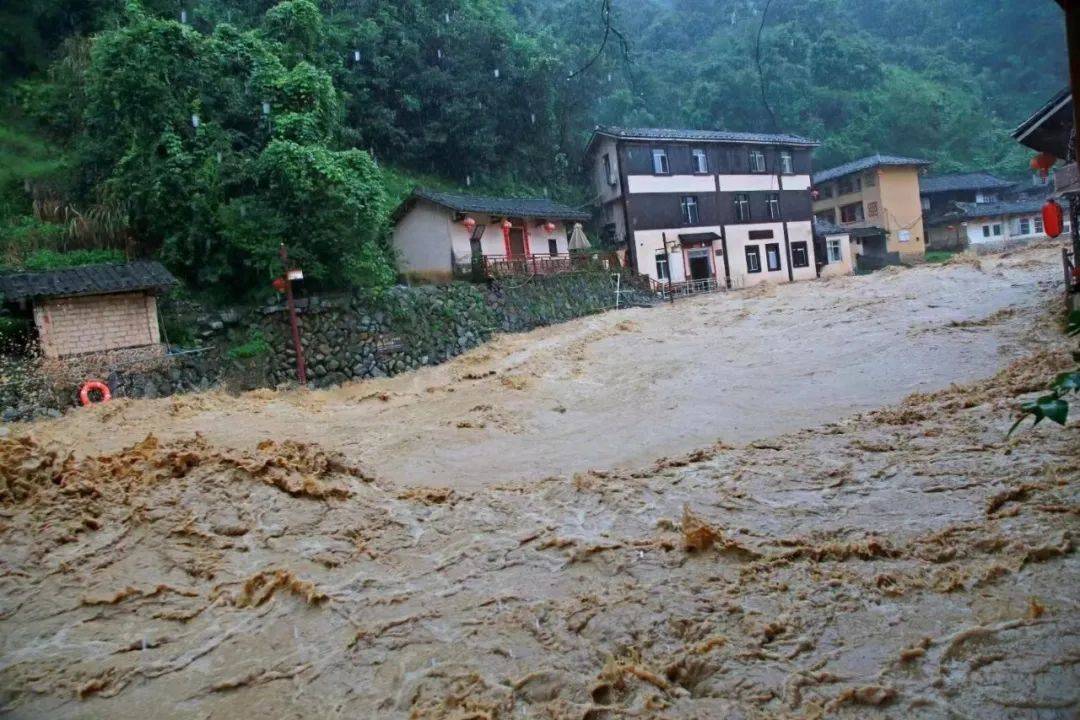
[811,155,930,264]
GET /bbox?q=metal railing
[650,276,723,300]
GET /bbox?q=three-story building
[586,126,824,289]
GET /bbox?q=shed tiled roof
[919,172,1015,195]
[813,217,845,236]
[812,154,931,184]
[953,197,1068,220]
[0,261,177,303]
[587,126,819,153]
[399,188,590,222]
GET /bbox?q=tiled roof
[953,197,1068,220]
[0,261,177,303]
[401,188,590,222]
[919,172,1015,195]
[589,126,819,151]
[813,217,844,236]
[812,154,931,184]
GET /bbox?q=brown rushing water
[1,244,1077,718]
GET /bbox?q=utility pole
[279,243,307,386]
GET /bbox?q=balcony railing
[454,252,617,280]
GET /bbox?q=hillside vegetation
[0,0,1067,299]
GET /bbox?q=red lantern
[501,219,512,230]
[810,188,820,201]
[1030,152,1056,178]
[462,216,476,232]
[543,221,556,234]
[1043,199,1064,238]
[272,277,287,293]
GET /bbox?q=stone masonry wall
[1,269,650,419]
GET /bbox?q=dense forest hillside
[0,0,1069,298]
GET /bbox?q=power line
[754,0,779,133]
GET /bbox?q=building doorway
[508,227,526,256]
[686,247,712,280]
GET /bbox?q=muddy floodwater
[1,244,1077,718]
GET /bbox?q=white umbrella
[568,223,592,251]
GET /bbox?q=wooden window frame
[779,150,793,175]
[652,148,670,175]
[749,149,767,173]
[767,193,781,220]
[790,241,809,268]
[827,238,842,263]
[734,193,751,222]
[745,245,761,273]
[680,195,700,225]
[691,148,709,174]
[765,242,782,272]
[655,252,670,280]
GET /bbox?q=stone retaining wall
[1,270,650,419]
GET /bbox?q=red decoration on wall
[462,216,476,232]
[272,277,287,293]
[543,221,556,234]
[501,219,512,230]
[810,189,820,201]
[1042,199,1064,238]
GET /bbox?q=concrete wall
[812,166,926,259]
[820,233,855,278]
[725,222,808,288]
[592,136,623,205]
[877,167,925,258]
[393,200,454,282]
[33,292,162,358]
[393,199,572,283]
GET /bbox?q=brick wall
[33,292,162,359]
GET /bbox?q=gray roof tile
[919,172,1015,194]
[402,188,590,222]
[0,261,177,303]
[591,125,819,149]
[812,154,930,184]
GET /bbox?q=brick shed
[0,261,177,359]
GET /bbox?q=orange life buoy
[79,380,112,406]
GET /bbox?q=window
[827,238,842,263]
[1034,216,1044,234]
[815,209,836,225]
[1018,218,1031,235]
[921,196,931,211]
[655,252,670,280]
[779,150,793,175]
[681,195,700,225]
[749,149,766,173]
[992,223,1002,236]
[864,172,876,187]
[982,225,992,238]
[765,243,782,271]
[603,154,616,186]
[652,148,669,174]
[867,201,879,217]
[821,184,835,199]
[734,193,751,221]
[548,238,558,256]
[748,229,774,240]
[767,193,781,220]
[791,241,809,268]
[840,202,864,223]
[838,176,861,195]
[692,148,709,174]
[745,245,761,273]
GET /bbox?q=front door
[508,227,526,257]
[687,248,712,280]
